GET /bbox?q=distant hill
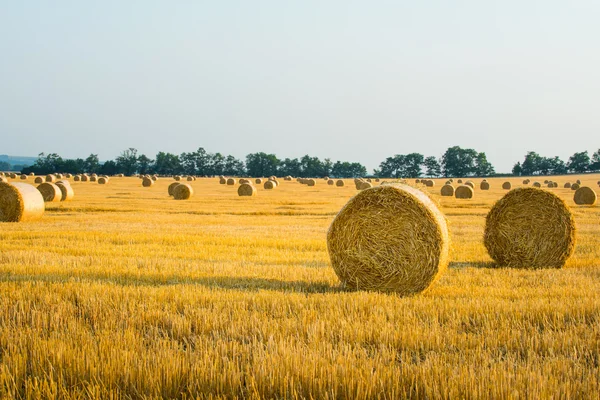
[0,154,38,171]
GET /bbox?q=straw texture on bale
[424,180,434,187]
[55,181,74,201]
[0,177,8,183]
[37,183,61,202]
[573,187,597,205]
[73,175,81,182]
[440,184,454,196]
[90,176,97,182]
[219,178,226,184]
[98,177,108,184]
[45,175,56,183]
[523,179,529,185]
[502,182,512,190]
[142,177,153,187]
[0,182,45,222]
[307,179,316,187]
[226,178,236,186]
[327,184,449,295]
[571,183,580,191]
[239,178,249,184]
[238,183,257,197]
[81,175,89,182]
[336,180,345,187]
[532,182,541,188]
[175,176,182,181]
[173,183,193,200]
[328,179,334,185]
[464,181,474,188]
[168,182,180,196]
[484,188,576,269]
[255,178,263,184]
[20,175,27,180]
[264,180,276,190]
[480,181,490,190]
[9,173,17,179]
[415,179,420,184]
[455,185,474,199]
[358,181,373,190]
[34,177,44,184]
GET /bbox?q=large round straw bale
[186,176,194,181]
[45,174,56,183]
[480,181,490,190]
[367,178,372,183]
[375,178,380,182]
[327,184,449,295]
[336,180,345,187]
[264,180,276,189]
[90,176,97,182]
[29,173,35,176]
[415,179,421,184]
[142,177,153,187]
[455,185,474,199]
[532,182,541,187]
[239,178,249,184]
[571,183,580,191]
[502,182,512,190]
[544,180,548,184]
[151,175,158,181]
[327,179,334,185]
[358,181,373,190]
[226,178,236,186]
[0,176,8,183]
[219,177,226,184]
[73,175,81,182]
[484,188,575,269]
[238,183,257,197]
[37,183,61,202]
[445,180,452,185]
[307,179,316,187]
[56,174,63,179]
[255,178,263,184]
[55,181,74,201]
[573,186,597,205]
[522,179,529,185]
[0,182,45,222]
[284,176,292,181]
[440,184,454,196]
[20,174,27,180]
[9,173,17,179]
[457,179,463,183]
[576,179,581,184]
[564,182,571,188]
[424,180,434,187]
[464,181,474,188]
[81,175,89,182]
[168,182,180,196]
[175,176,182,181]
[173,183,193,200]
[98,177,109,184]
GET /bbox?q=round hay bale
[532,182,541,188]
[553,182,559,188]
[226,178,236,186]
[186,176,194,181]
[571,183,580,191]
[173,183,193,200]
[255,178,263,184]
[480,181,490,190]
[564,182,571,188]
[175,176,182,181]
[484,188,575,269]
[45,174,56,183]
[457,179,463,183]
[327,179,334,185]
[424,180,434,187]
[455,185,474,199]
[239,178,249,184]
[20,174,27,180]
[336,180,345,187]
[151,176,158,181]
[327,184,449,295]
[9,173,17,179]
[544,180,548,184]
[37,183,61,202]
[307,179,316,187]
[502,182,512,190]
[464,181,474,188]
[445,180,452,185]
[440,184,454,196]
[264,180,276,190]
[0,182,45,222]
[576,179,581,184]
[367,178,372,183]
[142,177,153,187]
[574,186,597,205]
[219,178,226,184]
[238,183,257,197]
[73,175,81,182]
[98,177,109,185]
[415,179,421,184]
[81,175,89,182]
[55,181,74,201]
[522,179,529,185]
[284,176,292,181]
[90,176,97,182]
[358,181,373,190]
[168,182,180,196]
[29,173,35,176]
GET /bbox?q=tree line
[19,146,600,178]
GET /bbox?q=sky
[1,1,599,173]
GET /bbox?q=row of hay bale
[327,179,345,187]
[72,174,110,184]
[354,178,373,190]
[327,184,579,297]
[173,175,197,182]
[37,180,74,202]
[298,178,316,186]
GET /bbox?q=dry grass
[0,175,599,398]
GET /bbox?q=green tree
[512,162,523,176]
[567,151,590,173]
[474,152,495,176]
[223,155,244,176]
[278,158,302,177]
[590,149,600,172]
[154,152,181,175]
[424,156,441,177]
[116,148,139,176]
[441,146,478,177]
[100,160,118,175]
[84,154,100,174]
[378,155,407,178]
[137,155,153,175]
[245,152,279,177]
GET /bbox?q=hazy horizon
[1,1,599,173]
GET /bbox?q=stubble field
[1,175,599,399]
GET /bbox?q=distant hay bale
[440,184,455,196]
[255,178,263,184]
[269,176,277,181]
[464,181,474,188]
[327,184,449,295]
[532,182,541,187]
[415,179,421,184]
[186,176,194,181]
[571,183,580,191]
[367,178,372,183]
[336,180,345,187]
[328,179,334,185]
[523,179,529,185]
[424,180,434,187]
[226,178,236,186]
[264,180,276,189]
[576,180,581,184]
[284,176,292,181]
[142,177,154,187]
[9,173,17,179]
[307,179,316,187]
[457,179,463,183]
[239,178,250,184]
[151,176,158,181]
[375,178,380,182]
[29,172,35,176]
[574,186,597,205]
[238,183,257,197]
[484,188,575,269]
[98,177,109,184]
[553,182,558,188]
[37,183,61,202]
[544,180,548,184]
[90,176,97,182]
[73,175,81,182]
[445,180,452,185]
[81,175,89,182]
[358,181,373,190]
[480,181,490,190]
[563,182,571,188]
[45,174,56,183]
[20,174,27,180]
[168,182,180,196]
[219,178,226,184]
[502,182,512,190]
[173,183,193,200]
[455,185,474,199]
[55,181,74,201]
[0,182,45,222]
[175,176,182,181]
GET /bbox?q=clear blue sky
[1,1,599,173]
